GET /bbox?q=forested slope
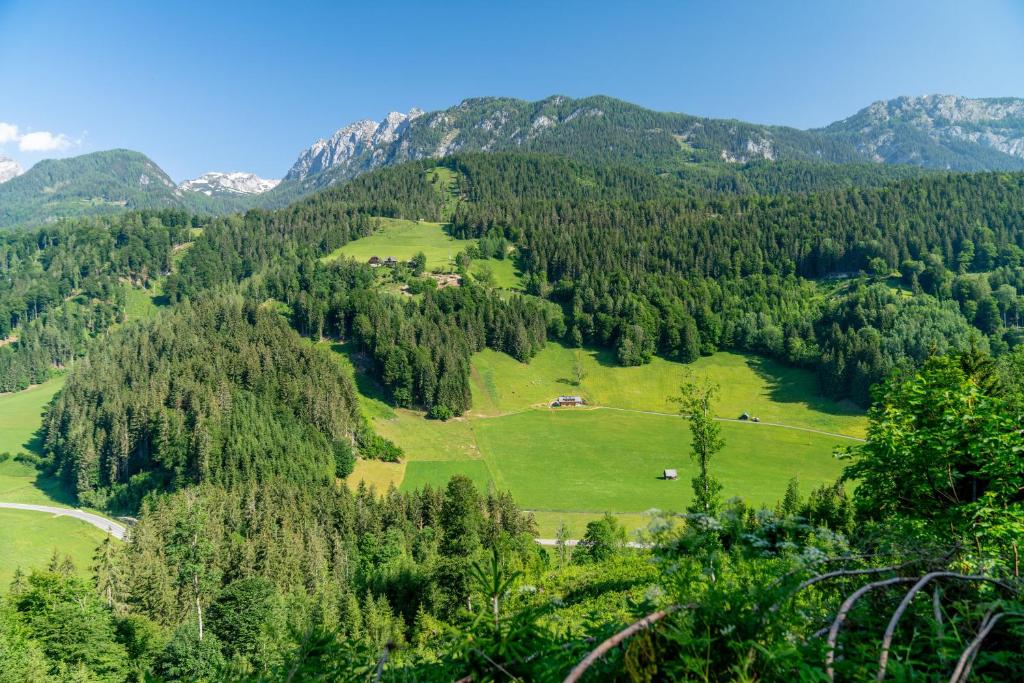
[168,153,1024,405]
[42,297,365,510]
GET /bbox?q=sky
[1,0,1023,181]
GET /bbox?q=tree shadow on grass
[329,342,392,406]
[744,355,864,418]
[21,426,78,507]
[582,346,619,369]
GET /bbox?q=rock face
[180,171,280,196]
[0,156,23,184]
[823,95,1024,170]
[286,109,425,181]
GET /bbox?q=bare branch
[948,611,1024,683]
[563,605,689,683]
[825,577,917,681]
[877,573,1019,681]
[770,562,919,614]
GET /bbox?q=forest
[1,150,1022,681]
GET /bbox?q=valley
[1,65,1022,677]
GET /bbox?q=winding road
[0,502,127,540]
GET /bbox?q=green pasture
[470,343,866,437]
[324,218,473,271]
[332,340,864,534]
[0,509,108,590]
[0,376,116,586]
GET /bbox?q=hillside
[0,150,248,229]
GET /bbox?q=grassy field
[0,376,113,588]
[0,509,108,588]
[120,281,166,322]
[324,218,474,271]
[395,409,846,514]
[473,258,523,290]
[331,341,866,536]
[470,344,866,437]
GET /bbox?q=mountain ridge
[5,93,1023,227]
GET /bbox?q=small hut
[663,469,678,480]
[368,256,381,267]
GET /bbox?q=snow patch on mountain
[180,171,280,196]
[0,155,23,184]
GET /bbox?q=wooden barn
[368,256,381,267]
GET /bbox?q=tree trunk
[195,577,204,640]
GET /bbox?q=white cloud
[0,122,77,153]
[18,130,73,152]
[0,122,18,145]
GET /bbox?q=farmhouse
[367,256,381,267]
[383,256,399,267]
[663,469,678,480]
[554,395,584,407]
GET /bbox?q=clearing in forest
[337,342,867,537]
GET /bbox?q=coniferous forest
[2,140,1024,680]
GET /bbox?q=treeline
[42,296,368,511]
[0,210,193,391]
[267,258,555,416]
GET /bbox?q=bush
[358,430,403,462]
[428,404,453,421]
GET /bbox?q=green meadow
[0,377,112,588]
[0,509,108,588]
[337,341,866,536]
[324,218,472,271]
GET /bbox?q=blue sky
[1,0,1023,181]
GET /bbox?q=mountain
[822,95,1024,170]
[266,94,1024,205]
[0,155,23,183]
[0,149,248,229]
[263,95,866,202]
[179,171,280,196]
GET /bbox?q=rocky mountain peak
[826,94,1024,168]
[285,108,423,181]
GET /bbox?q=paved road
[598,406,866,442]
[0,502,127,540]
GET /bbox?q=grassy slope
[0,509,107,588]
[332,341,866,536]
[0,377,110,589]
[470,344,865,437]
[324,218,472,271]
